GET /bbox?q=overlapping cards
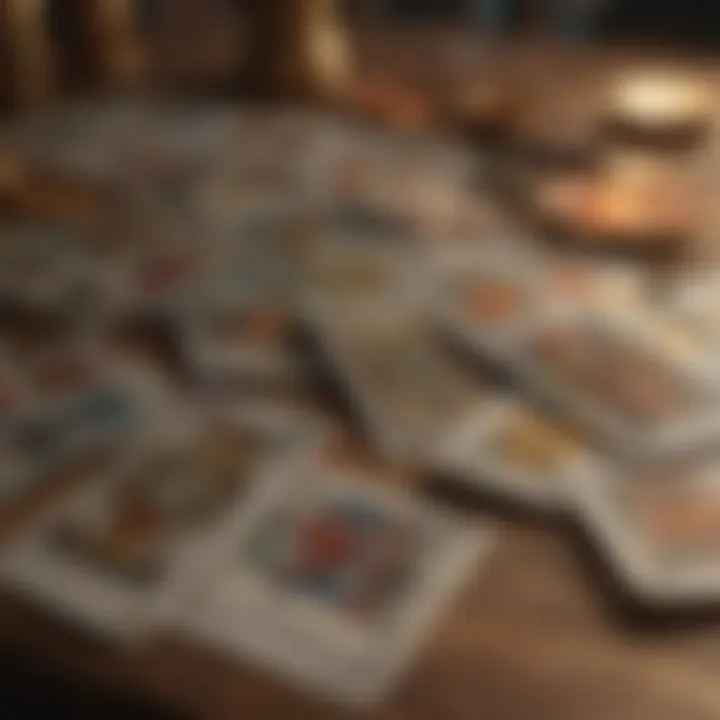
[307,308,486,463]
[173,455,490,707]
[0,403,328,639]
[5,95,720,710]
[434,249,720,461]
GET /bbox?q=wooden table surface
[4,35,720,720]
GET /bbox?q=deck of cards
[4,93,720,710]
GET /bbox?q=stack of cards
[172,455,490,706]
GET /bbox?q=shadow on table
[0,647,188,720]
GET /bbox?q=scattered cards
[0,403,326,640]
[174,457,491,706]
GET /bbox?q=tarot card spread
[181,465,490,706]
[0,415,286,640]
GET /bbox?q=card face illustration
[488,407,581,476]
[179,463,490,706]
[133,245,205,307]
[433,254,553,361]
[183,303,299,385]
[48,422,262,587]
[244,490,422,623]
[524,321,702,430]
[312,314,485,460]
[434,398,586,509]
[203,307,289,348]
[0,403,325,639]
[27,350,99,403]
[447,274,534,334]
[302,251,402,317]
[0,439,36,505]
[611,469,720,565]
[2,404,306,640]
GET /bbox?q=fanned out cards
[508,315,720,460]
[173,455,491,707]
[434,253,720,461]
[433,395,589,511]
[433,249,644,368]
[572,456,720,605]
[307,309,486,463]
[0,403,328,641]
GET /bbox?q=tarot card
[29,353,178,469]
[138,102,242,171]
[0,353,33,424]
[0,224,86,310]
[309,312,487,462]
[180,233,300,384]
[174,459,491,706]
[183,305,302,386]
[23,343,104,406]
[0,360,172,506]
[572,457,720,604]
[433,252,554,363]
[0,403,321,640]
[435,398,589,509]
[509,316,720,460]
[591,301,718,383]
[540,257,645,312]
[0,425,45,505]
[119,240,209,317]
[667,270,720,351]
[301,242,420,322]
[57,362,177,458]
[15,99,163,184]
[0,409,78,506]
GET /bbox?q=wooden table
[5,508,720,720]
[3,35,720,720]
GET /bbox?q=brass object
[244,0,353,102]
[74,0,146,90]
[1,0,57,109]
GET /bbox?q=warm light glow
[612,71,708,126]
